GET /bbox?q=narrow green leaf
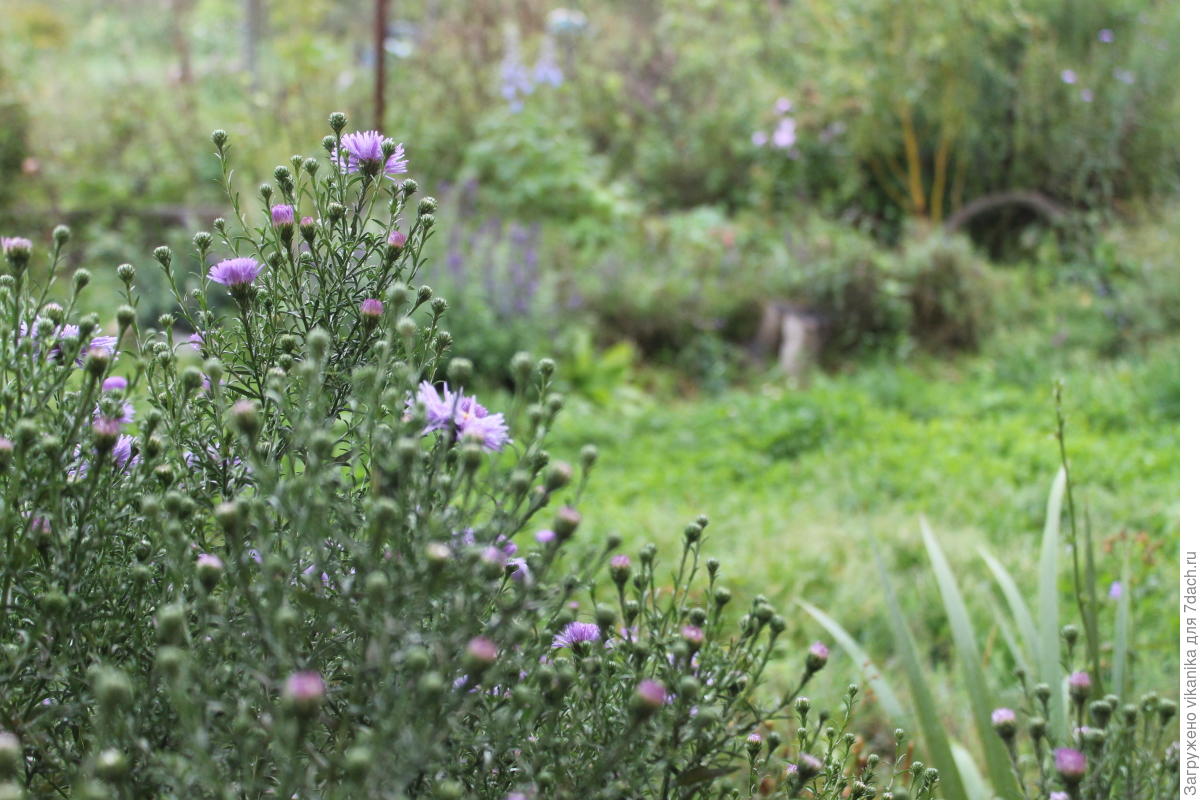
[1081,505,1105,695]
[983,588,1031,679]
[1038,468,1067,737]
[921,518,1021,800]
[799,600,907,722]
[951,741,990,800]
[875,551,971,800]
[981,548,1038,666]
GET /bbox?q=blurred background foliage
[0,0,1178,389]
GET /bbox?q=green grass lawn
[544,339,1179,721]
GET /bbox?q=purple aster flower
[388,229,408,248]
[186,332,204,352]
[552,621,601,649]
[772,117,797,149]
[466,636,499,665]
[459,412,510,451]
[681,625,704,647]
[332,131,408,178]
[360,298,384,319]
[102,376,127,392]
[112,435,138,471]
[532,38,564,87]
[991,707,1017,726]
[1054,747,1087,782]
[197,553,223,570]
[635,679,668,709]
[283,670,325,713]
[1,236,31,254]
[94,401,135,425]
[534,529,555,544]
[1061,69,1078,84]
[1098,28,1114,43]
[270,204,295,227]
[410,381,457,432]
[208,257,262,288]
[481,546,506,565]
[1068,671,1092,691]
[507,556,531,584]
[1080,88,1094,103]
[1109,580,1122,599]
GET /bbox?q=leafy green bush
[897,231,995,352]
[0,114,925,798]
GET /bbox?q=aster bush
[0,114,927,799]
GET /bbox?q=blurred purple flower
[1061,69,1078,84]
[772,117,797,149]
[751,131,768,147]
[1114,68,1135,85]
[1109,580,1122,599]
[1080,88,1095,103]
[1098,29,1114,43]
[270,204,294,227]
[775,97,792,114]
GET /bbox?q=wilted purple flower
[1054,747,1087,781]
[333,131,408,178]
[208,257,261,288]
[1061,69,1078,84]
[270,204,294,227]
[552,621,601,649]
[534,529,556,544]
[102,376,127,392]
[1080,88,1095,103]
[1108,580,1123,599]
[1098,28,1114,43]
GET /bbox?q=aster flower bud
[229,400,260,439]
[991,707,1018,740]
[465,636,498,673]
[401,178,418,196]
[417,285,434,302]
[545,461,572,491]
[447,357,472,386]
[283,670,325,717]
[328,112,347,132]
[94,748,128,781]
[1,237,31,273]
[92,416,120,453]
[1054,747,1087,785]
[805,641,830,674]
[538,358,556,378]
[211,129,228,148]
[84,346,111,378]
[609,554,631,587]
[630,679,667,720]
[52,224,70,246]
[1068,671,1092,704]
[1089,700,1112,728]
[1159,699,1177,724]
[258,183,272,203]
[116,305,136,329]
[196,553,223,591]
[684,521,702,543]
[1034,682,1052,705]
[552,506,581,540]
[327,202,345,222]
[714,586,732,606]
[0,438,11,472]
[93,667,133,716]
[417,196,438,215]
[73,269,91,292]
